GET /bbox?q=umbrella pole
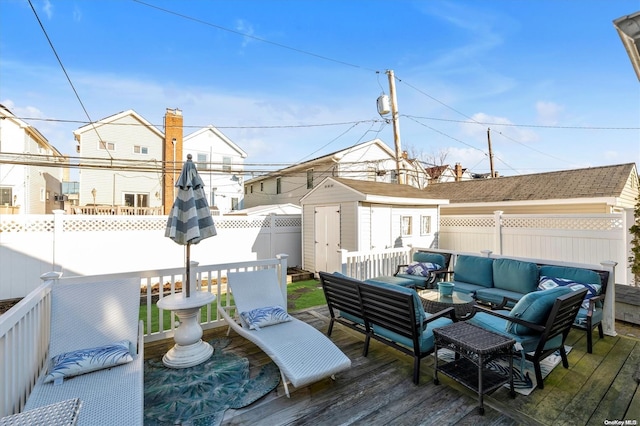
[185,244,191,298]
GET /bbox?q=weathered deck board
[144,306,640,425]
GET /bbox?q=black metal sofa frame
[318,271,456,384]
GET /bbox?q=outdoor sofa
[394,250,452,289]
[319,271,456,384]
[440,254,609,353]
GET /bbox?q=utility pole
[387,70,404,184]
[487,127,495,178]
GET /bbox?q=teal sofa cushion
[453,255,494,288]
[469,312,563,353]
[413,252,446,267]
[372,315,452,353]
[539,265,601,286]
[574,306,603,327]
[492,258,539,293]
[506,286,573,335]
[474,287,526,307]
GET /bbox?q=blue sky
[1,0,639,177]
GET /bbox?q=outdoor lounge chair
[218,269,352,397]
[23,276,144,425]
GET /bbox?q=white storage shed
[300,177,449,274]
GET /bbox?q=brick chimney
[454,163,463,181]
[163,108,183,214]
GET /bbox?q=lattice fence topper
[440,217,495,228]
[502,216,624,231]
[0,217,54,233]
[64,217,168,232]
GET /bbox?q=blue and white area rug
[437,346,571,396]
[144,337,281,426]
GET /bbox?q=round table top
[157,291,216,310]
[418,289,474,305]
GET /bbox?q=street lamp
[613,11,640,81]
[91,188,97,214]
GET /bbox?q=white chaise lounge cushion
[223,269,351,390]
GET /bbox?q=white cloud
[235,19,255,48]
[461,112,538,145]
[42,0,53,19]
[536,101,564,126]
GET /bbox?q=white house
[243,139,429,208]
[183,126,247,214]
[300,177,449,274]
[0,104,66,214]
[73,109,165,210]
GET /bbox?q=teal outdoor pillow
[453,255,494,288]
[506,286,573,335]
[492,258,539,293]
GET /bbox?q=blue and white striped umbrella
[165,154,216,296]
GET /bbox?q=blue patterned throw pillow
[405,262,442,277]
[44,340,134,383]
[240,305,293,330]
[538,276,601,310]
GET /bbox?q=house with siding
[74,109,165,210]
[0,104,66,214]
[421,163,638,215]
[183,126,247,214]
[243,139,428,209]
[74,108,246,214]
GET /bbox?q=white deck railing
[0,255,288,418]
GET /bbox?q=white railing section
[0,256,288,417]
[340,247,412,280]
[0,277,52,418]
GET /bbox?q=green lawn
[141,279,325,334]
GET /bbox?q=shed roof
[421,163,636,203]
[324,177,448,205]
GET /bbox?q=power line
[27,0,113,161]
[133,0,377,72]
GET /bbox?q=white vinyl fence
[438,211,631,285]
[0,211,301,299]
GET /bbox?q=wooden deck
[145,306,640,426]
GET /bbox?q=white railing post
[601,260,618,337]
[481,250,493,258]
[276,253,289,308]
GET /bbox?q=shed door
[370,205,392,250]
[314,205,341,273]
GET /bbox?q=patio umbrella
[165,154,217,297]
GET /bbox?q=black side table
[433,321,515,414]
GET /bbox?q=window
[231,197,238,210]
[250,185,253,194]
[421,216,432,235]
[99,141,115,151]
[133,145,148,154]
[401,216,412,236]
[124,193,148,208]
[307,169,314,189]
[196,153,208,170]
[260,182,264,192]
[390,170,398,184]
[276,178,281,194]
[222,157,231,172]
[0,187,13,205]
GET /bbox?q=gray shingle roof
[421,163,636,203]
[331,177,430,199]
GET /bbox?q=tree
[630,187,640,286]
